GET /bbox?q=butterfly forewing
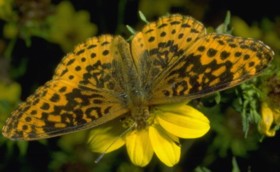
[131,15,206,95]
[129,14,273,104]
[2,35,129,140]
[148,33,273,104]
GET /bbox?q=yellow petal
[149,124,180,167]
[259,102,275,137]
[154,103,210,138]
[88,121,125,153]
[272,108,280,125]
[125,129,153,167]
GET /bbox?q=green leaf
[138,11,149,24]
[17,141,29,157]
[232,157,240,172]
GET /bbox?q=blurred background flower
[47,1,97,52]
[258,74,280,137]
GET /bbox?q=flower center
[121,107,155,130]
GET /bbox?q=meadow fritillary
[2,14,274,140]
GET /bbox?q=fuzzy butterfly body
[2,14,274,140]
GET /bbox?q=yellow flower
[0,0,15,21]
[88,103,210,167]
[231,16,262,38]
[0,81,21,103]
[3,22,19,39]
[48,1,97,52]
[0,81,21,129]
[258,102,280,137]
[258,75,280,137]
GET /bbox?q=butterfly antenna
[94,123,136,163]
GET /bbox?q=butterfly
[2,14,274,140]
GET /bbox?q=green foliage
[216,11,232,34]
[46,1,97,52]
[231,157,240,172]
[138,11,149,24]
[235,82,262,137]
